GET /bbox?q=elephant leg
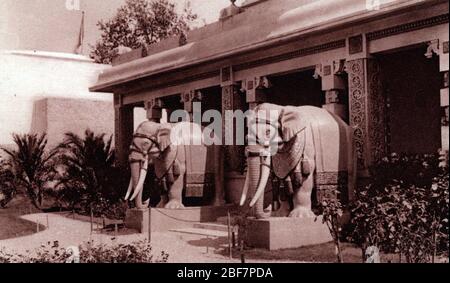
[289,159,316,218]
[157,195,169,208]
[165,164,186,209]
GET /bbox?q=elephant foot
[289,207,316,218]
[156,201,166,208]
[165,200,185,209]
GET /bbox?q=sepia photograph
[0,0,448,273]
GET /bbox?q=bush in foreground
[348,152,449,263]
[0,240,169,263]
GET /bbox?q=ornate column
[439,40,449,151]
[114,94,134,167]
[345,34,387,175]
[145,98,163,122]
[221,66,246,174]
[315,59,348,121]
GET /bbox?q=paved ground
[0,213,300,263]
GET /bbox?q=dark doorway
[268,69,324,107]
[199,86,222,127]
[379,46,441,154]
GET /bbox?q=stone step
[193,222,229,232]
[169,227,229,238]
[216,216,237,225]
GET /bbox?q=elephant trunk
[242,146,271,219]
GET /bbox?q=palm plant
[1,133,57,209]
[0,159,16,208]
[55,130,118,214]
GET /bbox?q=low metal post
[90,209,94,233]
[227,211,232,259]
[148,209,152,243]
[46,215,49,228]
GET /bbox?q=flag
[74,11,85,55]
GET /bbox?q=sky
[0,0,246,56]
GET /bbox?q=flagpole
[81,11,85,55]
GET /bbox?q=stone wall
[0,50,113,151]
[31,97,114,149]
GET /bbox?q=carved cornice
[234,39,346,72]
[366,14,449,41]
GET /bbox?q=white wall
[0,50,112,146]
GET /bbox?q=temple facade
[91,0,449,186]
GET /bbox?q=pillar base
[125,208,149,234]
[245,216,332,250]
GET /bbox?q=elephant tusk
[124,178,133,200]
[130,159,149,201]
[239,169,250,206]
[249,156,271,207]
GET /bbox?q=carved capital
[243,76,271,104]
[325,90,342,104]
[145,98,164,121]
[145,98,164,110]
[313,64,322,79]
[425,39,439,59]
[181,90,202,113]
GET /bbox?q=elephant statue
[124,121,224,209]
[240,103,356,219]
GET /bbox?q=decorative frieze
[366,14,449,41]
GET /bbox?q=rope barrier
[151,208,205,223]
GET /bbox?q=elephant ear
[280,107,308,142]
[157,124,172,152]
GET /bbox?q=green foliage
[55,130,127,219]
[318,195,344,263]
[0,240,169,263]
[91,0,197,64]
[0,159,16,208]
[1,133,57,209]
[349,152,449,263]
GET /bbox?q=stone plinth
[124,205,237,233]
[125,208,149,234]
[245,216,332,250]
[149,205,237,232]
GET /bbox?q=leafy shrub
[0,159,16,208]
[319,195,344,263]
[0,240,169,263]
[349,152,449,263]
[55,130,128,219]
[1,134,57,209]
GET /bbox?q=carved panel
[222,84,246,173]
[346,59,387,170]
[348,35,363,55]
[367,60,387,164]
[316,171,349,203]
[346,59,367,170]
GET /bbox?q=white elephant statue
[240,103,356,219]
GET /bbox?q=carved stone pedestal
[125,208,149,234]
[245,216,332,250]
